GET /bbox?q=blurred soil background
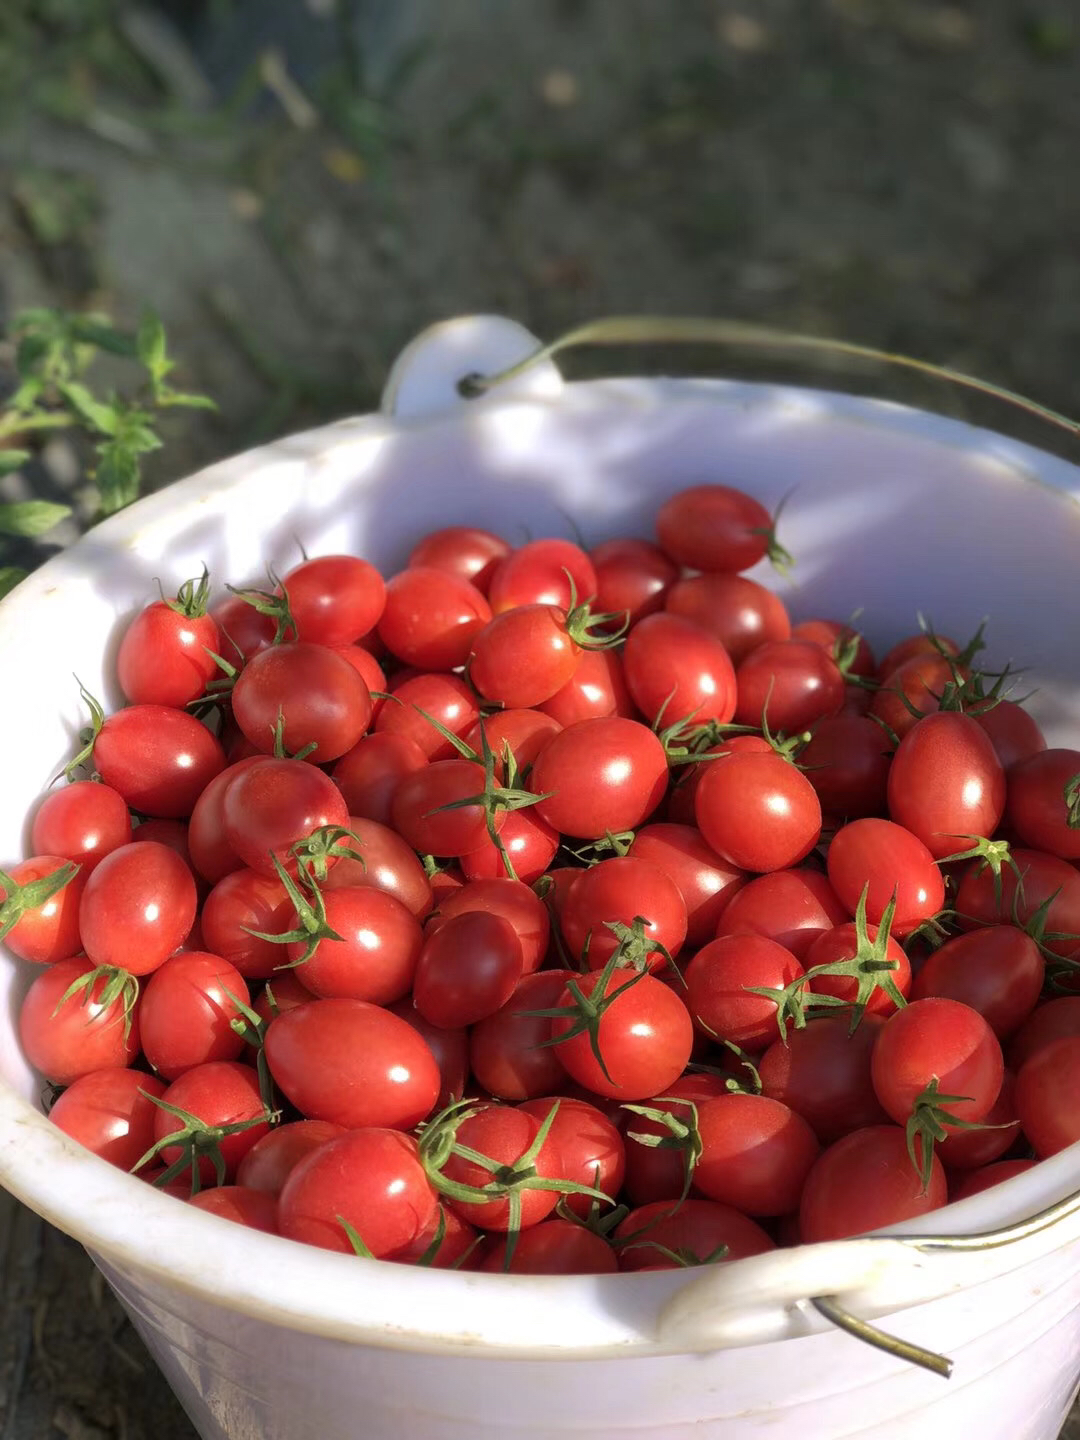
[1,0,1080,1436]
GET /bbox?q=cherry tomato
[389,1206,480,1269]
[954,847,1080,960]
[792,618,876,680]
[264,998,439,1129]
[291,887,422,1004]
[432,877,549,973]
[759,1014,888,1142]
[211,593,276,667]
[871,997,1004,1128]
[31,781,132,874]
[1016,1037,1080,1157]
[252,971,312,1023]
[487,539,596,614]
[799,714,891,821]
[627,823,745,948]
[615,1198,774,1270]
[231,642,372,762]
[200,867,291,979]
[734,640,845,732]
[374,673,479,761]
[1008,996,1080,1071]
[49,1067,166,1170]
[887,712,1005,860]
[117,595,222,708]
[590,537,678,627]
[469,970,578,1101]
[151,1060,270,1183]
[413,911,523,1027]
[235,1119,346,1197]
[868,653,958,742]
[693,1094,820,1217]
[878,632,959,680]
[910,926,1043,1040]
[377,567,491,670]
[539,649,637,727]
[407,525,510,595]
[1,856,85,964]
[94,706,225,819]
[391,758,503,857]
[187,756,265,884]
[970,699,1046,772]
[279,1129,437,1256]
[188,1186,279,1234]
[517,1095,626,1218]
[623,613,737,727]
[665,734,771,826]
[1007,749,1080,860]
[386,996,469,1109]
[469,606,583,708]
[621,1074,730,1206]
[695,751,821,873]
[655,484,779,574]
[222,758,350,877]
[322,815,434,919]
[685,934,802,1051]
[459,806,559,884]
[950,1158,1037,1202]
[479,1218,618,1274]
[279,554,386,646]
[804,920,911,1017]
[936,1069,1020,1170]
[715,868,849,961]
[799,1125,947,1242]
[140,951,249,1079]
[665,573,790,665]
[331,732,429,826]
[550,968,693,1100]
[561,857,687,972]
[464,709,562,778]
[827,818,945,936]
[436,1102,566,1232]
[19,957,141,1084]
[78,841,196,976]
[531,718,669,839]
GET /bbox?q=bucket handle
[657,1179,1080,1376]
[459,314,1080,439]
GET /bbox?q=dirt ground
[2,1,1080,1436]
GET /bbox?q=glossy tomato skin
[31,782,132,874]
[279,1129,437,1256]
[188,1186,279,1234]
[868,654,957,741]
[799,1126,947,1242]
[655,484,775,574]
[590,537,679,627]
[539,649,637,727]
[622,613,737,728]
[518,1096,626,1219]
[759,1014,888,1142]
[615,1198,775,1271]
[878,633,959,681]
[665,735,770,826]
[871,997,1004,1129]
[187,756,265,884]
[20,957,141,1084]
[695,752,822,873]
[955,848,1080,960]
[887,712,1005,860]
[407,525,511,595]
[910,926,1044,1040]
[827,818,945,936]
[531,718,669,840]
[716,868,848,961]
[210,594,276,667]
[1,856,86,964]
[971,699,1046,772]
[279,554,386,647]
[94,706,225,818]
[373,672,479,762]
[149,1061,270,1186]
[391,759,500,857]
[693,1094,820,1217]
[792,619,876,680]
[221,758,350,878]
[621,1074,730,1206]
[386,996,469,1109]
[804,921,911,1018]
[550,968,693,1100]
[469,606,581,709]
[469,970,578,1101]
[438,1103,567,1232]
[235,1119,347,1196]
[140,951,249,1079]
[117,601,221,708]
[1016,1038,1080,1157]
[487,539,596,615]
[323,815,434,921]
[561,857,687,971]
[665,573,790,665]
[1008,996,1080,1071]
[389,1206,480,1269]
[331,732,429,825]
[628,823,747,948]
[458,806,559,884]
[1007,749,1080,860]
[377,567,491,670]
[734,640,845,733]
[78,841,197,976]
[685,934,802,1051]
[799,714,891,822]
[292,887,423,1004]
[48,1067,166,1170]
[479,1218,618,1275]
[231,642,372,762]
[264,998,440,1129]
[413,911,523,1028]
[936,1070,1020,1170]
[430,877,549,972]
[949,1158,1037,1202]
[464,710,562,779]
[200,867,291,979]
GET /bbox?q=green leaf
[0,450,30,476]
[14,332,52,381]
[57,381,119,435]
[95,443,141,515]
[0,567,28,600]
[137,309,171,386]
[0,500,71,537]
[156,389,218,411]
[69,317,138,358]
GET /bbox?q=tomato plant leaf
[0,449,30,476]
[0,566,28,600]
[137,308,172,388]
[0,499,71,538]
[56,381,119,436]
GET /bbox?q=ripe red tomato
[391,758,503,857]
[799,714,891,821]
[464,709,562,778]
[200,867,291,979]
[1008,996,1080,1071]
[279,1129,437,1256]
[910,926,1043,1039]
[734,640,845,732]
[79,841,197,975]
[94,706,226,818]
[531,718,669,839]
[715,867,849,961]
[871,997,1004,1129]
[221,758,350,877]
[389,1205,479,1269]
[550,968,694,1100]
[621,1074,730,1206]
[431,877,549,973]
[792,618,876,679]
[590,536,678,627]
[469,605,583,709]
[187,756,265,884]
[435,1102,569,1233]
[322,815,434,921]
[954,847,1080,960]
[539,649,636,727]
[386,996,469,1109]
[413,911,523,1027]
[936,1069,1020,1170]
[685,934,803,1050]
[117,595,222,708]
[188,1185,279,1233]
[407,525,510,594]
[693,1094,820,1217]
[1,856,85,964]
[615,1197,775,1270]
[211,593,276,667]
[377,567,491,670]
[758,1013,888,1142]
[655,484,779,574]
[290,887,423,1005]
[487,539,596,614]
[235,1119,346,1196]
[231,642,372,762]
[665,573,790,665]
[31,781,133,874]
[518,1095,627,1219]
[627,822,746,948]
[803,919,911,1017]
[799,1126,947,1242]
[949,1158,1036,1202]
[695,751,822,873]
[827,818,945,936]
[19,957,141,1084]
[151,1060,271,1183]
[877,632,959,680]
[469,970,578,1101]
[48,1067,166,1170]
[331,732,429,826]
[140,951,249,1079]
[970,699,1046,772]
[868,653,958,741]
[561,857,687,971]
[623,613,737,727]
[373,672,479,761]
[264,998,439,1129]
[459,808,558,884]
[479,1218,618,1274]
[278,554,386,646]
[887,712,1005,860]
[1007,749,1080,860]
[1016,1037,1080,1157]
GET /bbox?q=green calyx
[63,678,105,781]
[270,707,318,762]
[562,830,636,866]
[225,568,298,645]
[749,490,795,578]
[224,987,278,1113]
[52,961,139,1040]
[622,1097,703,1205]
[162,565,212,619]
[131,1090,279,1197]
[1065,772,1080,831]
[0,859,81,945]
[524,942,649,1084]
[292,824,366,884]
[937,835,1020,911]
[903,1077,993,1194]
[241,852,345,964]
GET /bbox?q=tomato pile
[6,481,1080,1275]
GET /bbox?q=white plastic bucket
[3,315,1080,1440]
